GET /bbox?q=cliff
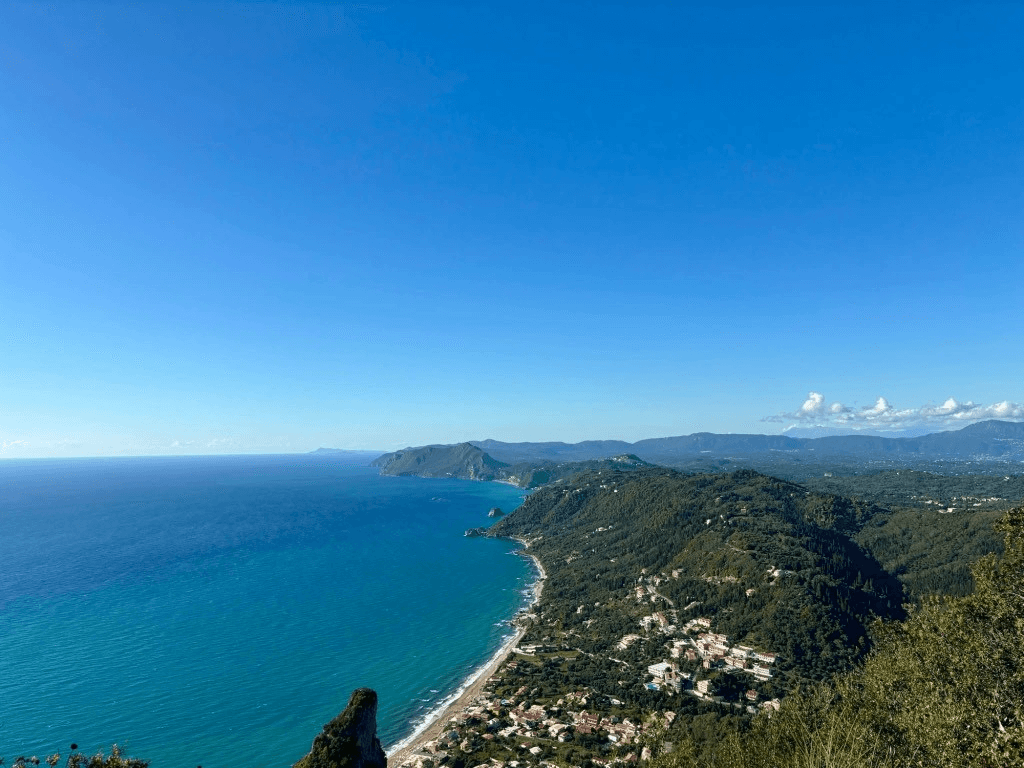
[294,688,387,768]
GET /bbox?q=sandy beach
[388,542,546,767]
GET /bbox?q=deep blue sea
[0,455,533,767]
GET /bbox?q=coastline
[388,540,546,767]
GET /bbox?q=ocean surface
[0,455,533,766]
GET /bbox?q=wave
[385,559,544,756]
[385,629,518,756]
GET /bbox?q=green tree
[655,506,1024,768]
[3,745,148,768]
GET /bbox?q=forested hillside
[854,506,1006,598]
[802,469,1023,598]
[488,469,903,683]
[804,469,1024,509]
[652,507,1024,767]
[453,468,1021,768]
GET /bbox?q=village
[621,564,783,708]
[393,566,783,768]
[394,686,665,768]
[645,615,780,711]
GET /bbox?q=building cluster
[398,564,791,768]
[572,711,640,745]
[396,689,651,768]
[638,611,674,632]
[642,652,779,716]
[912,494,1006,512]
[667,622,777,681]
[627,616,782,709]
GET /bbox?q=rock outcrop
[294,688,387,768]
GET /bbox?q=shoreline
[388,539,546,767]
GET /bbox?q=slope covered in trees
[854,505,1006,598]
[470,469,1020,768]
[488,468,904,682]
[653,507,1024,767]
[804,469,1024,510]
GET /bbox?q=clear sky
[2,1,1022,457]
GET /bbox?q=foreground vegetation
[416,468,1023,768]
[654,507,1024,767]
[1,745,149,768]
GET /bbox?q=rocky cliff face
[294,688,387,768]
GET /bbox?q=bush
[3,745,148,768]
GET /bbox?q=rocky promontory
[372,443,509,481]
[294,688,387,768]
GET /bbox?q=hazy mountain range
[392,420,1024,465]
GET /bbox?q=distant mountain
[464,421,1024,465]
[632,432,798,461]
[912,419,1024,456]
[364,421,1024,489]
[806,420,1024,458]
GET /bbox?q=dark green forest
[489,469,904,682]
[652,507,1024,767]
[476,467,1022,766]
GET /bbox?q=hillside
[800,470,1024,598]
[487,468,903,683]
[391,467,1017,768]
[651,508,1024,768]
[402,468,1002,768]
[804,469,1024,509]
[473,439,635,464]
[503,455,655,488]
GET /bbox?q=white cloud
[798,392,825,416]
[1,439,29,452]
[776,391,851,421]
[765,392,1024,431]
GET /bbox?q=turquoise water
[0,455,532,766]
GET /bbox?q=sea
[0,454,534,766]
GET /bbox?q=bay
[0,455,532,766]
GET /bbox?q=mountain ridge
[365,421,1024,483]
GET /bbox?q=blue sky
[2,1,1022,457]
